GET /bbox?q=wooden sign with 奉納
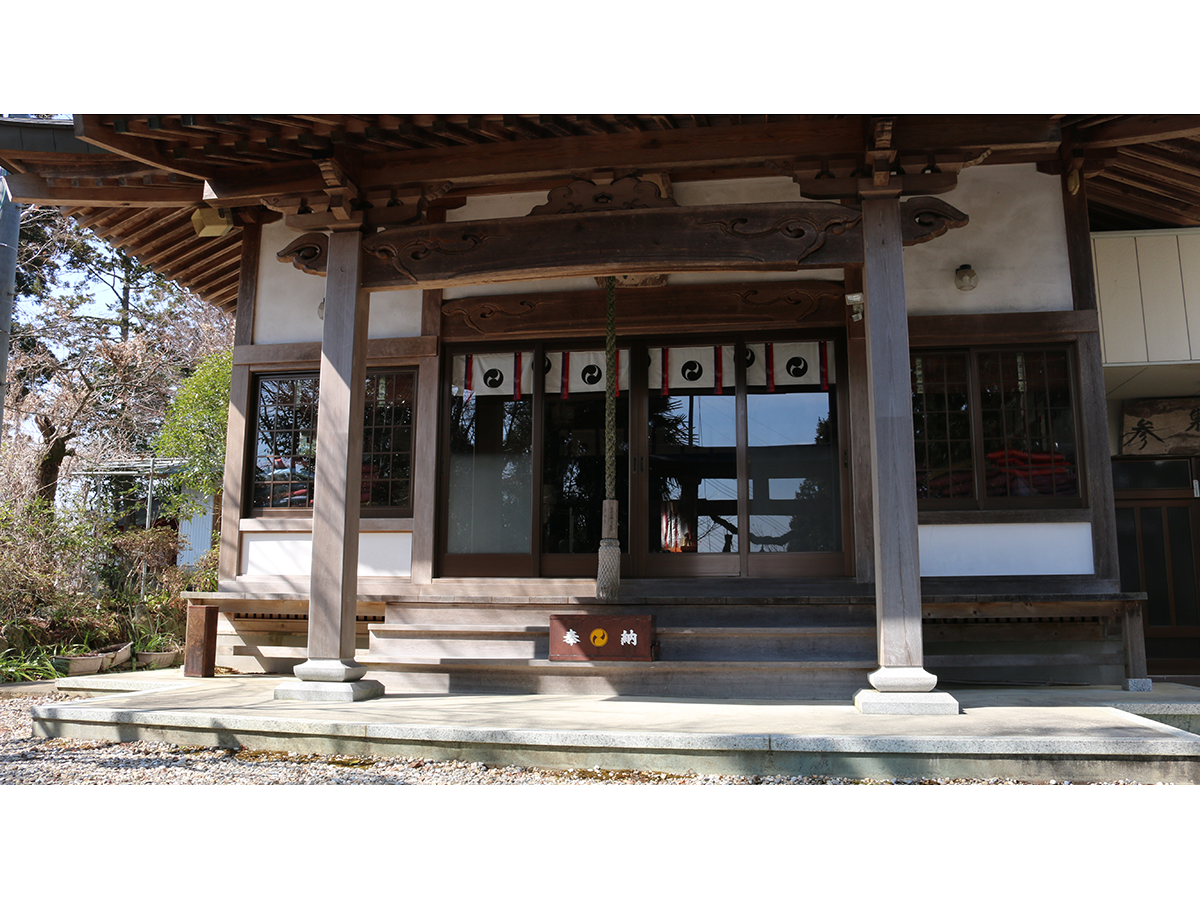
[549,615,656,662]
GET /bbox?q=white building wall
[903,165,1072,315]
[1093,229,1200,365]
[176,490,214,568]
[918,522,1094,576]
[253,219,422,344]
[240,531,413,579]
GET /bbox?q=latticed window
[251,370,415,513]
[912,352,974,500]
[911,347,1080,508]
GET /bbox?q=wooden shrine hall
[7,114,1200,711]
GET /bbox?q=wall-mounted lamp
[954,264,978,292]
[845,291,864,323]
[190,206,233,238]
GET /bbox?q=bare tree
[3,208,232,506]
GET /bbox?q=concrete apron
[31,673,1200,783]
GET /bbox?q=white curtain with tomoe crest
[648,342,833,394]
[543,349,631,396]
[452,352,536,398]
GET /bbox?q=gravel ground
[0,692,1148,785]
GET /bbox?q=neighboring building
[1094,229,1200,676]
[5,114,1198,706]
[68,457,217,569]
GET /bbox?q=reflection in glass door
[746,342,839,553]
[541,349,629,575]
[644,345,739,574]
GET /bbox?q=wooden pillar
[287,229,379,695]
[409,287,441,584]
[217,217,260,586]
[859,195,937,696]
[1060,169,1120,586]
[844,267,874,584]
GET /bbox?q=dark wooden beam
[1073,115,1200,150]
[1087,181,1200,226]
[4,172,204,207]
[73,114,217,180]
[345,197,965,290]
[361,118,1063,189]
[357,201,867,288]
[202,159,327,205]
[1061,158,1098,312]
[439,280,847,341]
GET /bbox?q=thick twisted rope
[605,275,616,502]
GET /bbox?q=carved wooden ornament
[361,201,866,289]
[898,196,969,244]
[276,233,329,276]
[529,176,677,215]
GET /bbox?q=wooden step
[368,622,879,664]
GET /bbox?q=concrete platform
[29,671,1200,782]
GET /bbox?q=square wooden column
[855,195,956,714]
[278,228,382,701]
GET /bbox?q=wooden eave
[6,115,1200,316]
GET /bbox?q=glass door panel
[644,345,740,574]
[542,393,629,555]
[442,352,535,574]
[746,390,840,553]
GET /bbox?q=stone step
[356,656,878,701]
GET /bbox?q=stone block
[1123,678,1153,692]
[274,679,385,702]
[854,689,960,715]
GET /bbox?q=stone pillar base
[275,679,384,702]
[854,689,960,715]
[867,665,938,693]
[1123,678,1153,692]
[293,658,368,683]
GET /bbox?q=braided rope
[604,275,616,502]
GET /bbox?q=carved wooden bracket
[276,233,329,276]
[897,196,969,244]
[529,176,677,215]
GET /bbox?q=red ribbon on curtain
[561,350,570,399]
[714,346,723,395]
[661,347,670,396]
[819,341,828,391]
[513,351,522,400]
[765,343,775,393]
[465,353,473,393]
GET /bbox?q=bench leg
[185,604,219,678]
[1122,603,1151,692]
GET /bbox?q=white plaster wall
[903,165,1072,315]
[918,522,1093,577]
[241,531,312,577]
[255,220,327,343]
[254,221,424,342]
[358,533,414,577]
[240,531,413,578]
[367,289,422,338]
